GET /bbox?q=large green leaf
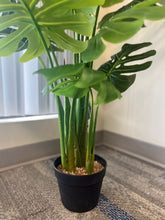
[99,0,165,43]
[81,34,106,63]
[100,18,144,44]
[0,0,105,62]
[98,42,156,93]
[99,0,143,28]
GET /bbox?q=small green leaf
[53,82,89,98]
[95,80,122,105]
[99,0,141,28]
[75,67,106,88]
[100,19,144,43]
[81,34,106,63]
[35,63,84,83]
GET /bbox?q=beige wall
[0,118,60,149]
[96,18,165,147]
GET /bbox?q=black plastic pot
[54,155,106,212]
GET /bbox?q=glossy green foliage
[99,0,143,28]
[81,34,106,63]
[0,0,105,62]
[35,63,84,83]
[36,64,106,98]
[99,0,165,43]
[36,63,88,98]
[95,42,156,104]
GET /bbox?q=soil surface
[57,161,104,175]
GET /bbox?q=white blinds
[0,52,57,118]
[0,49,73,118]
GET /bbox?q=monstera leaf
[36,64,106,98]
[99,0,165,43]
[99,0,143,28]
[0,0,105,62]
[95,42,156,104]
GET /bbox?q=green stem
[93,105,99,140]
[89,6,100,69]
[55,95,68,169]
[51,49,59,67]
[92,104,99,155]
[64,97,70,157]
[86,89,94,174]
[85,7,101,173]
[92,6,100,38]
[75,95,89,167]
[38,56,46,69]
[48,40,69,169]
[67,98,77,171]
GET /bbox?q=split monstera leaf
[0,0,105,62]
[36,42,156,104]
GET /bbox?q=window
[0,48,74,119]
[0,52,58,118]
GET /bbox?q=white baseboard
[103,131,165,168]
[0,139,60,171]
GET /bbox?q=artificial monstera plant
[1,0,165,173]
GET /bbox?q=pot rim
[53,154,107,177]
